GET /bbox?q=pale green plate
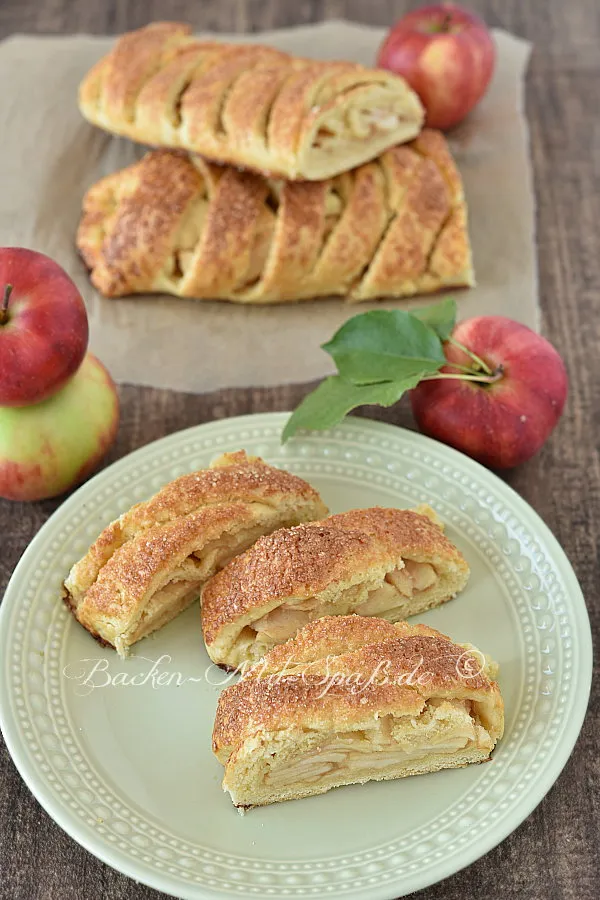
[0,414,592,899]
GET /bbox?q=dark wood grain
[0,2,598,899]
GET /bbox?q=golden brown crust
[64,450,327,652]
[78,503,251,620]
[212,617,504,761]
[78,22,424,182]
[77,129,474,303]
[250,614,443,673]
[326,506,463,561]
[201,506,469,652]
[67,450,325,603]
[412,129,464,205]
[100,22,194,123]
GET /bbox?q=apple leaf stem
[423,367,504,385]
[0,284,12,325]
[442,362,478,375]
[446,335,493,375]
[281,298,508,441]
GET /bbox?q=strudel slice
[213,616,504,809]
[202,505,469,670]
[63,451,327,655]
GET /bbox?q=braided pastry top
[77,129,474,303]
[78,22,424,181]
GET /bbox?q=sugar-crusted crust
[76,129,474,303]
[326,506,464,560]
[78,22,424,182]
[66,450,325,604]
[249,615,443,673]
[201,520,400,646]
[63,450,327,653]
[212,616,504,762]
[76,503,253,620]
[201,506,469,653]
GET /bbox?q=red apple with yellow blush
[377,3,495,131]
[0,247,89,407]
[0,248,119,501]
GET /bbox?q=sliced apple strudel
[202,505,470,670]
[76,130,474,303]
[78,22,424,181]
[213,616,504,808]
[63,451,327,655]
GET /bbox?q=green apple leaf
[321,309,446,385]
[410,297,457,341]
[281,373,424,443]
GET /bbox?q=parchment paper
[0,22,535,393]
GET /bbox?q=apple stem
[0,284,12,325]
[446,336,493,375]
[440,13,453,33]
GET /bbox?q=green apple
[0,353,119,501]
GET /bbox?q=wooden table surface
[1,1,598,898]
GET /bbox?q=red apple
[0,353,119,501]
[0,247,89,407]
[377,3,495,131]
[410,316,568,469]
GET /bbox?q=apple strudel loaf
[63,451,327,655]
[202,505,470,670]
[213,615,504,809]
[78,22,424,181]
[77,129,474,303]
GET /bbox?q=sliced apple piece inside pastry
[63,451,327,656]
[212,616,504,809]
[202,505,469,670]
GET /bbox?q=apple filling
[348,107,403,139]
[301,85,423,180]
[264,700,491,790]
[248,559,439,647]
[166,186,277,293]
[125,580,202,648]
[168,196,209,280]
[116,521,283,652]
[323,188,344,240]
[249,597,317,644]
[264,737,470,788]
[312,108,402,150]
[354,560,438,617]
